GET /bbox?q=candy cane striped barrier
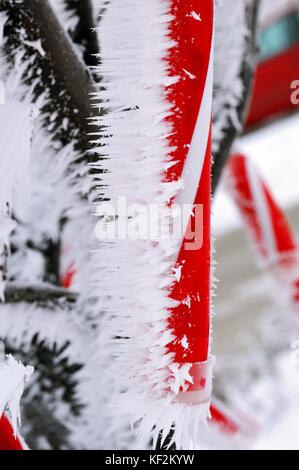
[156,0,215,446]
[226,153,299,311]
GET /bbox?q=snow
[0,101,33,297]
[255,404,299,449]
[49,0,79,34]
[190,11,202,22]
[253,353,299,449]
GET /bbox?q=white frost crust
[95,0,212,449]
[0,354,33,435]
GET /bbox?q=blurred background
[213,0,299,449]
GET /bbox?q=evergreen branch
[1,0,101,153]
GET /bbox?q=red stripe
[261,181,297,263]
[228,153,299,306]
[0,415,24,451]
[61,265,76,289]
[210,404,240,435]
[227,154,267,259]
[165,0,214,184]
[168,132,212,363]
[165,1,213,366]
[228,154,297,265]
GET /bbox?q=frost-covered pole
[165,0,214,404]
[97,0,214,450]
[227,153,299,312]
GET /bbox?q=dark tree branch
[4,282,78,309]
[1,0,101,153]
[212,0,260,194]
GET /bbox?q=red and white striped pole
[164,5,255,438]
[164,0,215,407]
[226,153,299,310]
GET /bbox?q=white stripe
[175,37,214,240]
[246,158,278,264]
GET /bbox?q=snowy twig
[4,282,78,308]
[212,0,260,193]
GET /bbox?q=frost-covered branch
[0,0,105,286]
[212,0,260,193]
[1,0,99,152]
[4,282,78,308]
